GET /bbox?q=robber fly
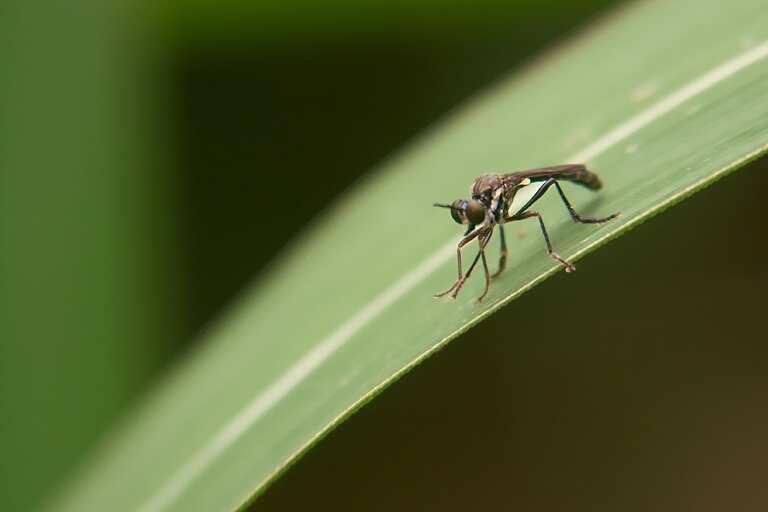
[435,164,620,302]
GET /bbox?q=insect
[435,164,620,302]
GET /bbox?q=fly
[435,164,620,302]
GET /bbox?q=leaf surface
[45,1,768,511]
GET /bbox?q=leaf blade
[45,1,768,511]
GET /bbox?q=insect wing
[503,164,602,190]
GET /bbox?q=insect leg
[551,180,620,223]
[435,226,487,298]
[449,227,493,300]
[491,225,507,279]
[477,228,495,302]
[502,211,576,272]
[515,178,620,223]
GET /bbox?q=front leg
[436,226,493,300]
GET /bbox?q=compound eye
[449,200,466,224]
[465,200,486,225]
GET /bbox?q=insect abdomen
[570,166,603,190]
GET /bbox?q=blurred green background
[3,0,767,511]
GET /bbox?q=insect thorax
[471,174,513,222]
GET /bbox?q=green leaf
[44,0,768,511]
